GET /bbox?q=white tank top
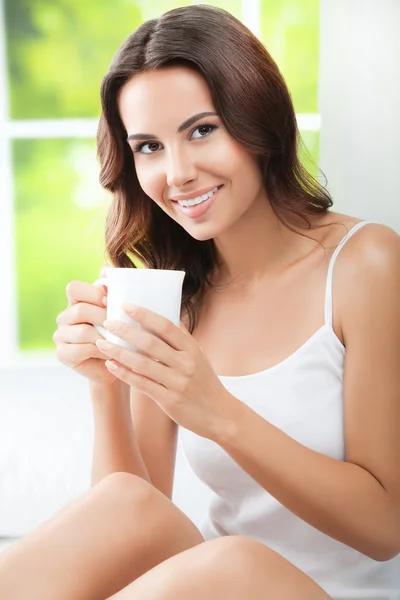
[179,221,400,600]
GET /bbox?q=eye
[190,124,218,139]
[133,141,162,154]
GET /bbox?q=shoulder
[336,221,399,286]
[334,221,400,344]
[312,211,399,276]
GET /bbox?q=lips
[171,184,222,203]
[173,185,223,219]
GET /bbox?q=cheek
[134,159,164,200]
[231,150,262,191]
[215,138,259,184]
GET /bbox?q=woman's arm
[211,225,400,561]
[90,380,152,486]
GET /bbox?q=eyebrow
[126,111,218,141]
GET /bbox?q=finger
[55,342,106,367]
[53,324,101,344]
[121,304,188,352]
[57,302,106,326]
[100,320,178,367]
[104,360,167,401]
[95,338,170,385]
[66,280,107,309]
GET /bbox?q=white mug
[93,268,186,350]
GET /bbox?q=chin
[178,223,218,242]
[191,232,215,242]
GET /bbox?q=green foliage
[13,138,108,348]
[5,0,144,118]
[5,0,320,351]
[261,0,319,112]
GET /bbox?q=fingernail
[105,360,118,371]
[102,296,107,306]
[121,302,137,314]
[97,339,112,351]
[103,320,118,331]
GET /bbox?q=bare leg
[0,473,204,600]
[108,536,331,600]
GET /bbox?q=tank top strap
[324,221,378,327]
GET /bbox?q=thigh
[118,471,206,549]
[109,535,332,600]
[0,472,205,600]
[96,472,206,578]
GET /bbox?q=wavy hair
[97,5,333,334]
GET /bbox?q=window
[0,0,320,365]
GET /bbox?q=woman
[1,5,399,600]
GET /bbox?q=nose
[166,147,197,188]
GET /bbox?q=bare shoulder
[333,220,400,344]
[336,221,399,282]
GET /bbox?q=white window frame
[0,0,320,367]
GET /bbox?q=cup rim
[105,267,186,274]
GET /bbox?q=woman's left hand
[95,303,235,439]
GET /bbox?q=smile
[176,186,220,207]
[173,185,223,219]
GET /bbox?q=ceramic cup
[93,268,186,351]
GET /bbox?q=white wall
[0,364,212,541]
[319,0,400,231]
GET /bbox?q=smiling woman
[1,3,399,600]
[92,15,400,596]
[98,6,332,335]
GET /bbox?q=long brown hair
[97,5,333,334]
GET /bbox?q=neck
[211,198,326,292]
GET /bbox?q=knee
[204,535,276,569]
[94,472,154,510]
[201,537,330,599]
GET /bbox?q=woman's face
[118,66,266,241]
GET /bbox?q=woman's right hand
[53,268,117,386]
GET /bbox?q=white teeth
[177,186,219,208]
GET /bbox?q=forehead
[118,66,215,132]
